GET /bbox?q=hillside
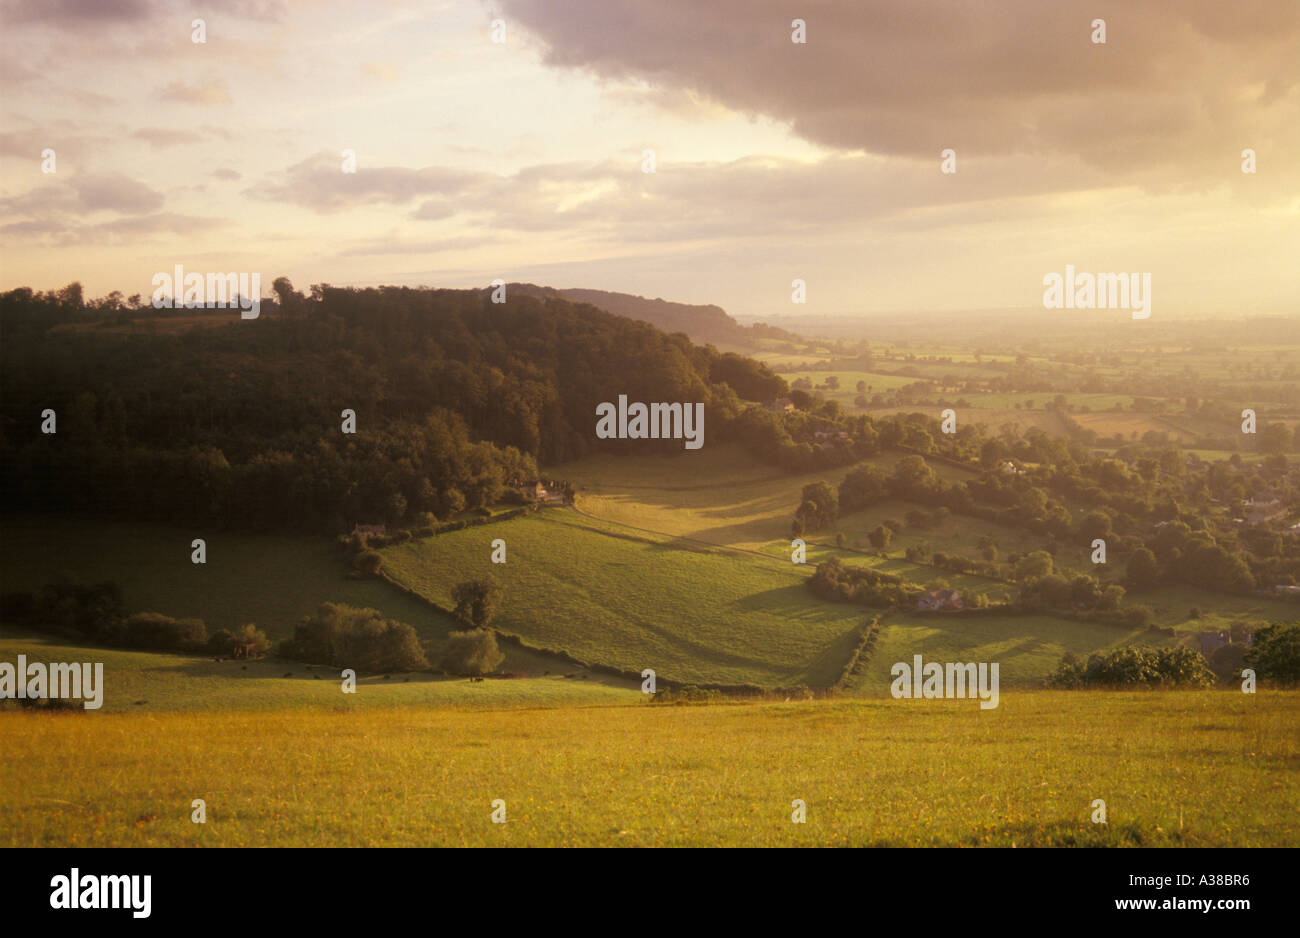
[509,283,747,345]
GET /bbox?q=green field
[0,632,637,712]
[3,689,1295,847]
[849,614,1142,691]
[0,515,570,675]
[562,443,973,550]
[0,516,450,639]
[381,509,865,687]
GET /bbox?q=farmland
[380,508,865,688]
[3,689,1295,847]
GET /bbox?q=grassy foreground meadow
[3,690,1296,847]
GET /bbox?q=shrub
[206,624,269,656]
[1123,604,1155,628]
[280,603,428,671]
[108,612,208,652]
[1049,645,1213,688]
[352,549,383,575]
[440,628,505,676]
[34,579,125,637]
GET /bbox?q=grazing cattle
[283,672,293,678]
[232,643,257,660]
[241,666,247,671]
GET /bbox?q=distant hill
[510,283,791,347]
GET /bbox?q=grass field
[381,509,865,687]
[561,443,973,550]
[3,690,1295,847]
[0,516,448,639]
[0,632,638,712]
[0,515,568,674]
[848,614,1143,692]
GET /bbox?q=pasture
[3,690,1295,847]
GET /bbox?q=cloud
[1,0,155,24]
[134,127,205,149]
[251,151,491,212]
[499,0,1300,188]
[0,211,230,246]
[71,173,165,213]
[0,172,166,237]
[160,78,232,106]
[212,168,242,181]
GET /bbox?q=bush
[108,612,208,652]
[280,603,428,671]
[207,623,271,656]
[440,628,505,676]
[1049,645,1213,688]
[352,549,383,575]
[1123,604,1155,628]
[34,578,125,637]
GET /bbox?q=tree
[1258,422,1294,456]
[280,603,427,671]
[856,380,867,393]
[1125,547,1160,589]
[891,454,941,499]
[1014,550,1054,582]
[353,549,383,575]
[441,628,505,676]
[451,578,502,628]
[1099,584,1126,611]
[1079,510,1112,541]
[838,465,888,514]
[867,525,893,549]
[1244,623,1300,684]
[795,481,838,530]
[824,376,840,390]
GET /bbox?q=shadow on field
[142,657,442,685]
[957,820,1176,847]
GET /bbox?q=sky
[1,0,1297,319]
